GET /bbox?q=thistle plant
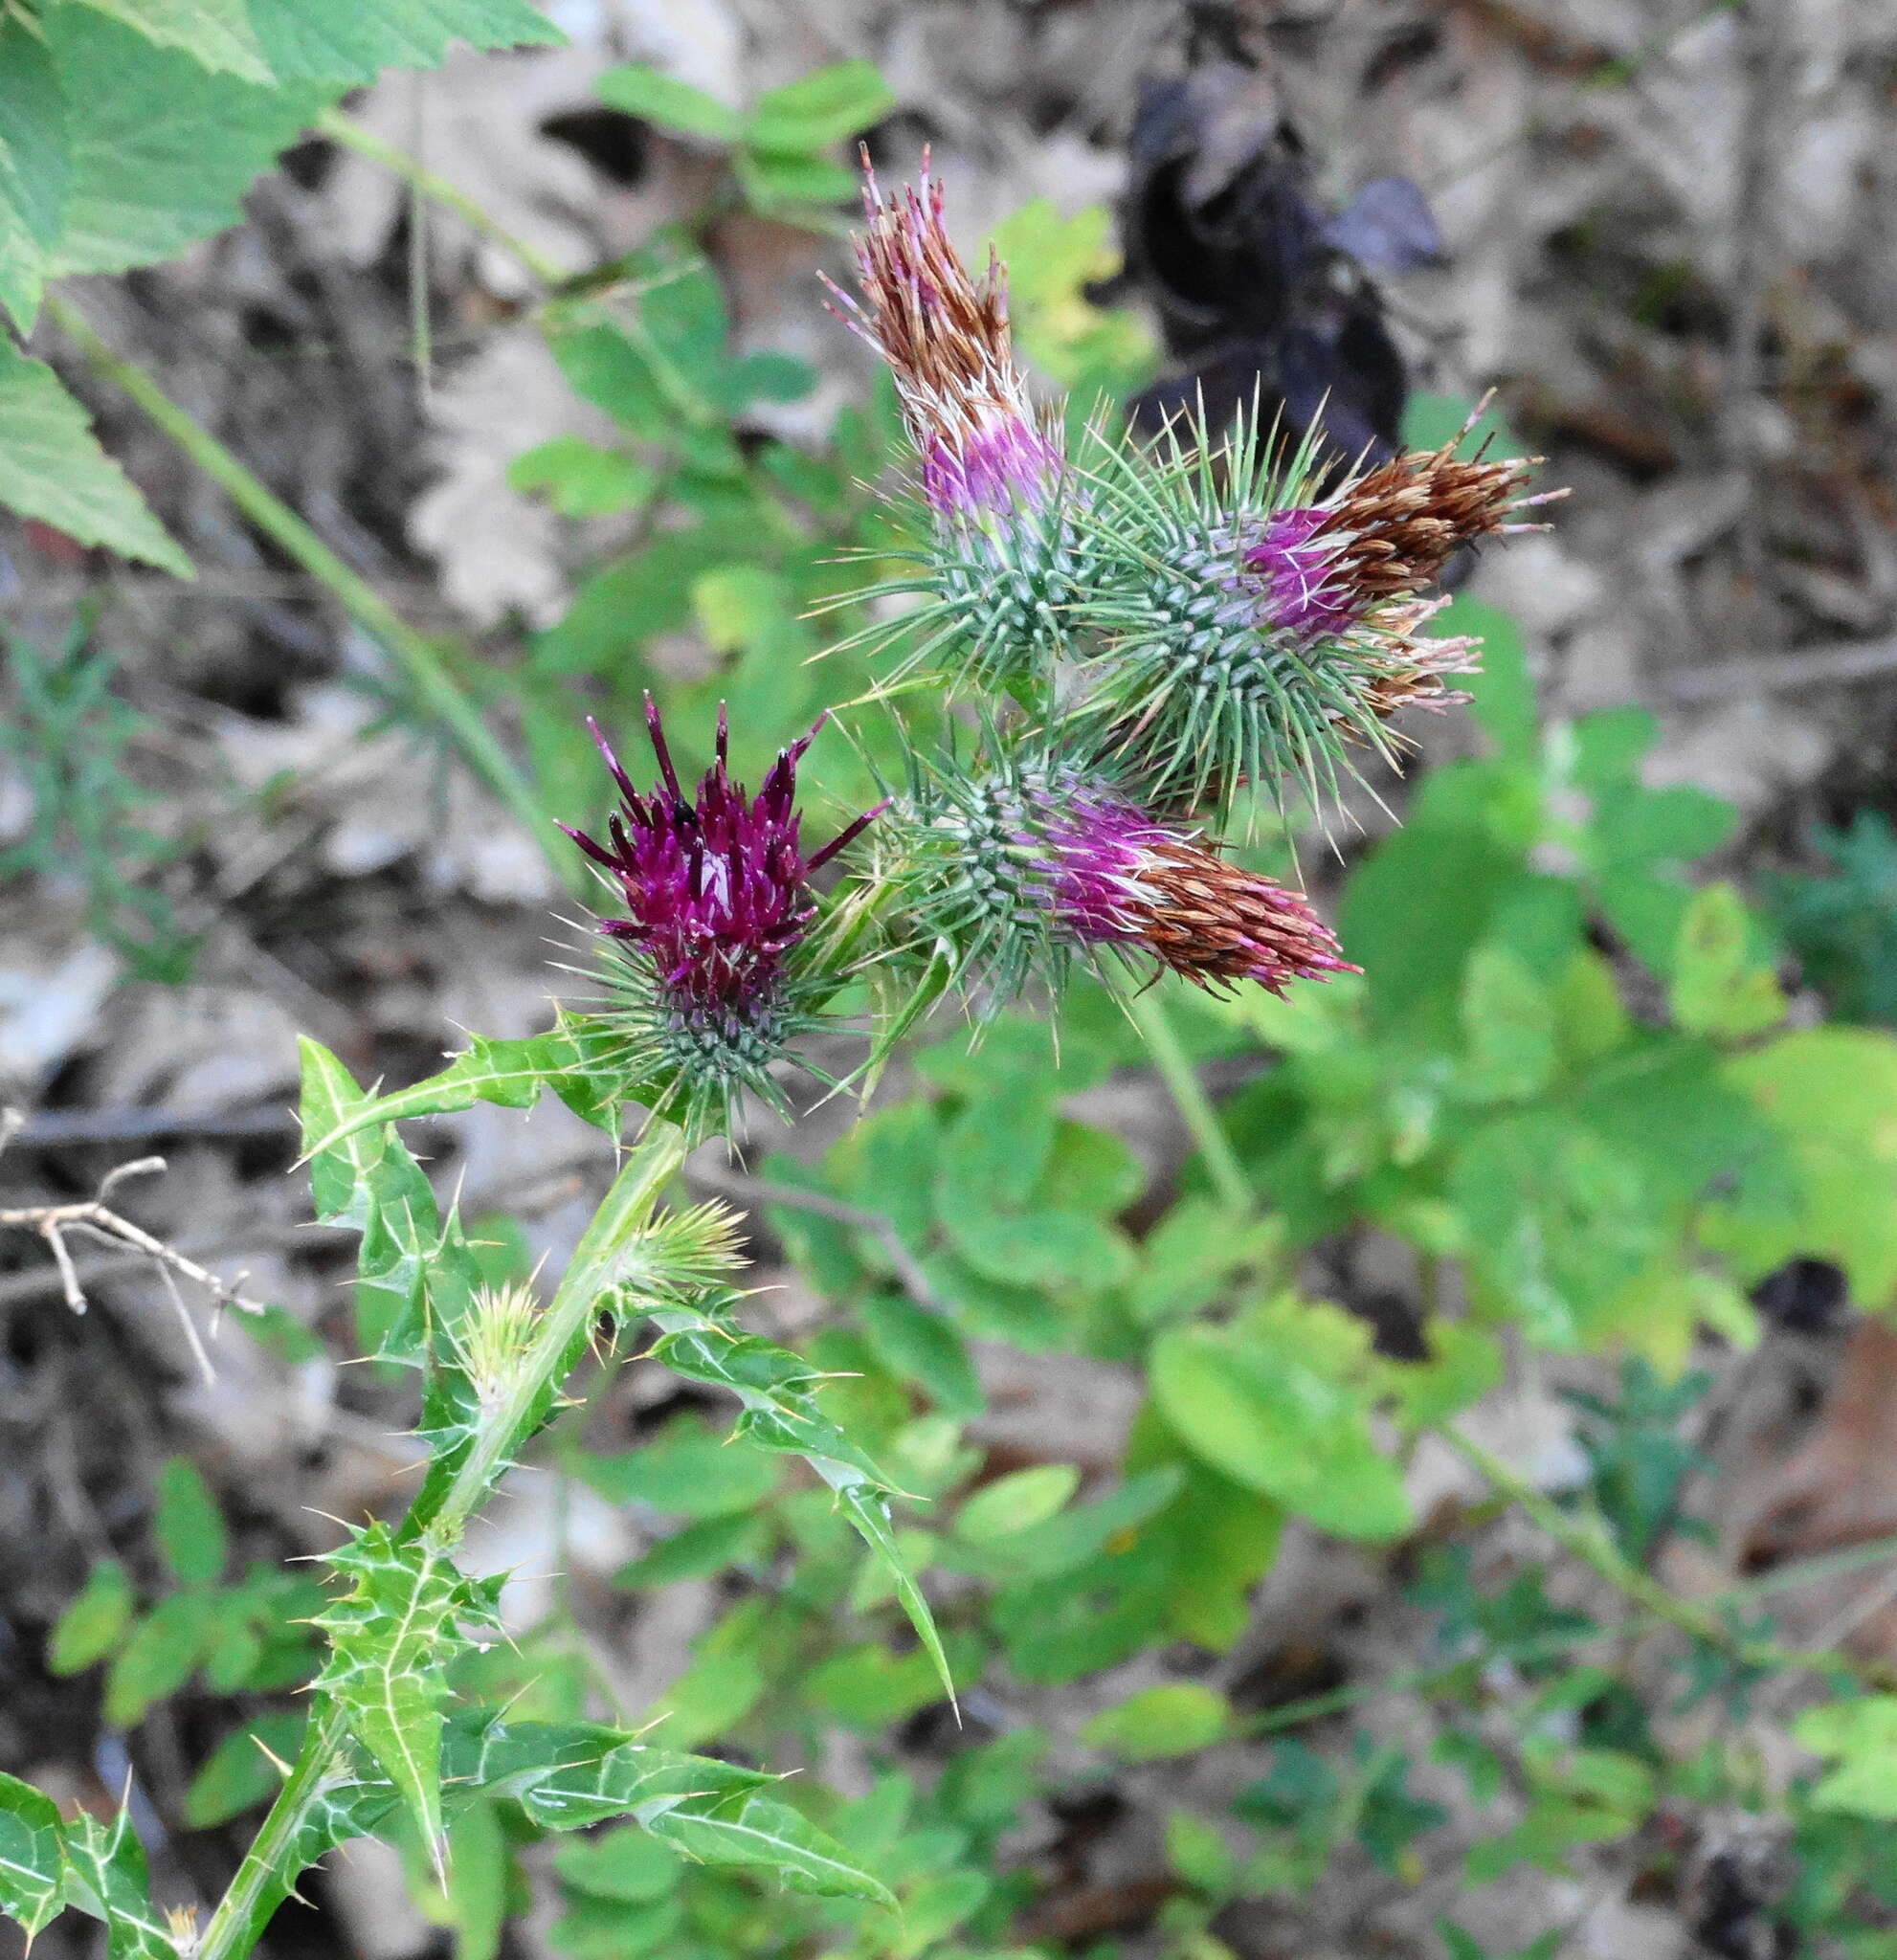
[1,148,1554,1960]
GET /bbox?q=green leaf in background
[105,1592,215,1726]
[1460,942,1557,1102]
[593,63,745,144]
[954,1465,1080,1543]
[0,32,69,330]
[61,1806,171,1959]
[0,340,192,576]
[745,59,894,154]
[1446,596,1537,766]
[1716,1026,1897,1303]
[70,0,273,81]
[577,1414,782,1519]
[0,1771,64,1941]
[152,1455,227,1585]
[1794,1698,1897,1820]
[247,0,561,84]
[553,1823,681,1903]
[44,10,326,278]
[507,436,658,519]
[733,147,859,212]
[987,199,1158,398]
[1150,1308,1412,1542]
[183,1710,306,1828]
[48,1558,134,1674]
[1080,1683,1230,1762]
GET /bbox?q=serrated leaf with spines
[312,1525,499,1868]
[644,1303,955,1710]
[0,1772,64,1943]
[60,1808,172,1960]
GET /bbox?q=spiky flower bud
[560,701,880,1132]
[822,156,1097,692]
[881,744,1351,1003]
[1072,408,1550,813]
[825,152,1059,523]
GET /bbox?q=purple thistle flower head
[1241,505,1361,640]
[560,701,881,1121]
[822,151,1060,523]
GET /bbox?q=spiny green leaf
[635,1792,896,1904]
[61,1808,170,1960]
[297,1022,631,1164]
[0,1772,64,1942]
[0,340,191,576]
[314,1525,493,1861]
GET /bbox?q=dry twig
[0,1107,264,1383]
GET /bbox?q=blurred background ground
[6,2,1897,1956]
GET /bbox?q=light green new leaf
[67,0,272,80]
[636,1791,895,1904]
[153,1456,227,1585]
[594,63,743,143]
[247,0,560,83]
[0,31,68,329]
[45,9,326,278]
[1716,1026,1897,1303]
[61,1808,171,1960]
[954,1465,1080,1543]
[0,341,192,575]
[1668,883,1784,1040]
[1080,1683,1230,1762]
[1794,1697,1897,1820]
[315,1525,488,1860]
[0,1772,64,1942]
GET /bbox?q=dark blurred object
[1761,812,1897,1026]
[1750,1257,1850,1337]
[1118,62,1430,465]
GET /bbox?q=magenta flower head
[882,743,1354,1005]
[561,700,880,1132]
[823,151,1060,524]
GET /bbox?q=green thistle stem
[194,1704,348,1960]
[1122,986,1252,1213]
[42,294,576,895]
[195,1123,688,1960]
[419,1122,688,1540]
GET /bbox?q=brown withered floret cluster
[1312,439,1545,605]
[1129,838,1359,995]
